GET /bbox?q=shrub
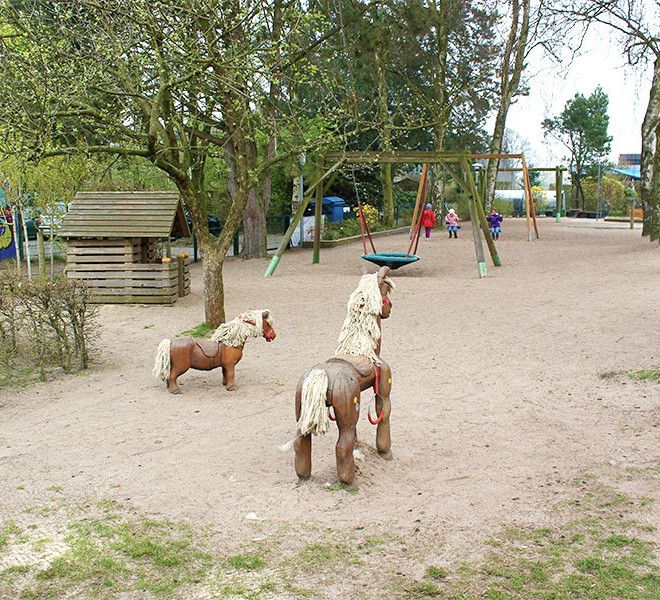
[581,176,627,213]
[531,185,547,213]
[0,273,98,382]
[493,199,515,216]
[361,203,380,230]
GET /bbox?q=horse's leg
[334,381,360,485]
[293,380,312,479]
[223,362,237,391]
[375,360,393,460]
[167,345,189,394]
[221,366,227,386]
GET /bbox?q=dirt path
[0,218,658,596]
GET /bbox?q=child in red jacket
[421,203,436,241]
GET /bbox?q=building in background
[618,153,641,167]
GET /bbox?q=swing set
[354,162,430,270]
[264,151,542,278]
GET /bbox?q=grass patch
[401,579,443,598]
[13,516,214,599]
[398,484,659,600]
[325,482,359,495]
[292,540,358,570]
[0,363,40,390]
[225,552,266,571]
[0,520,21,549]
[424,565,448,580]
[177,322,214,338]
[626,365,660,381]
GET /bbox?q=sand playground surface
[0,218,658,598]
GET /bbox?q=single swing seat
[361,251,421,270]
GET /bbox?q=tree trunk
[485,0,530,208]
[640,56,659,241]
[177,173,248,326]
[201,245,226,325]
[377,51,394,227]
[429,0,453,220]
[242,187,267,257]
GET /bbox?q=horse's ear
[377,266,390,281]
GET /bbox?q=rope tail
[153,339,171,381]
[297,369,330,436]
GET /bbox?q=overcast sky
[503,26,653,167]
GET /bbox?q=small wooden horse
[153,310,275,393]
[293,266,395,484]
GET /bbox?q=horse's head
[261,310,276,342]
[377,266,394,319]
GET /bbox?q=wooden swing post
[460,158,487,278]
[312,160,324,264]
[264,160,343,277]
[464,165,501,267]
[520,154,539,241]
[556,166,563,223]
[409,164,429,237]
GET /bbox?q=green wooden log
[264,160,343,277]
[555,167,562,223]
[460,159,487,278]
[312,164,323,264]
[464,166,501,267]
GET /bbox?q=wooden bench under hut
[60,191,191,304]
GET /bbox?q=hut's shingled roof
[60,192,190,239]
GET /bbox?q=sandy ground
[0,218,658,585]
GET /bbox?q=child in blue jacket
[487,209,503,240]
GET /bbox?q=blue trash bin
[323,196,345,223]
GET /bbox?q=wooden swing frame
[264,151,541,278]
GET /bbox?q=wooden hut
[60,192,191,304]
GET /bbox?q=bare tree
[551,0,659,241]
[0,1,350,324]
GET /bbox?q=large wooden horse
[153,310,275,393]
[294,266,395,484]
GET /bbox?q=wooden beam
[495,167,567,172]
[463,164,501,267]
[264,159,343,276]
[460,159,487,278]
[409,164,429,238]
[312,162,324,264]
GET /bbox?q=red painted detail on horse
[368,365,384,425]
[242,318,276,342]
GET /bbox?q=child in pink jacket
[445,208,460,238]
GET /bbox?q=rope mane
[210,309,272,348]
[335,273,394,365]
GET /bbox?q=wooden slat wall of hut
[66,240,189,304]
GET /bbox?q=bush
[581,176,627,213]
[0,274,98,383]
[493,199,515,216]
[448,192,472,222]
[322,218,362,241]
[531,185,547,213]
